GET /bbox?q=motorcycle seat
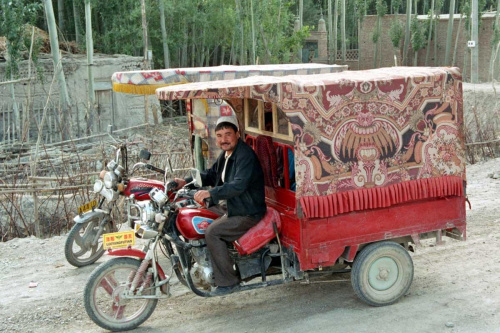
[233,207,281,256]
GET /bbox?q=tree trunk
[471,0,479,82]
[403,0,412,66]
[44,0,71,140]
[58,0,64,36]
[213,45,219,66]
[374,16,380,68]
[159,0,170,68]
[250,0,256,65]
[341,0,346,64]
[85,0,95,135]
[220,45,226,65]
[333,0,339,63]
[205,47,210,67]
[259,25,272,63]
[298,0,304,62]
[191,26,196,67]
[140,0,150,124]
[72,0,81,44]
[140,0,150,70]
[182,20,188,67]
[229,30,236,64]
[434,18,438,65]
[424,0,435,66]
[328,0,333,63]
[452,13,463,66]
[444,0,455,65]
[489,0,500,81]
[235,0,245,64]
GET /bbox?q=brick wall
[359,14,496,82]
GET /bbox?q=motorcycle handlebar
[144,163,165,175]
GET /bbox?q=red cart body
[157,66,466,273]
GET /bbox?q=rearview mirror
[139,149,151,161]
[190,169,202,188]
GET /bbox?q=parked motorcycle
[83,168,287,331]
[64,145,167,267]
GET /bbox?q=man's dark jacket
[199,139,266,219]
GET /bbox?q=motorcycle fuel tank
[124,178,165,201]
[176,208,220,240]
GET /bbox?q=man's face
[216,127,239,154]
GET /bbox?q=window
[244,99,292,141]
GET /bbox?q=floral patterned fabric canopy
[111,64,347,95]
[157,67,465,219]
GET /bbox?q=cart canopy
[111,64,347,95]
[157,67,465,219]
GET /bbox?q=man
[175,116,267,295]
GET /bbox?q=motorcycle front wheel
[84,257,158,332]
[64,217,113,267]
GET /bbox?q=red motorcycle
[64,146,166,267]
[83,169,289,331]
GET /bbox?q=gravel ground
[1,157,500,333]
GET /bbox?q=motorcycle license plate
[77,200,98,215]
[102,230,135,249]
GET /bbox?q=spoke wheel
[351,242,414,306]
[64,217,112,267]
[84,257,158,331]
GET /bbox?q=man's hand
[174,178,186,189]
[194,190,210,205]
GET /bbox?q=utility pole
[85,0,95,134]
[471,0,479,82]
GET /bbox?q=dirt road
[1,158,500,333]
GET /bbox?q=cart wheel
[351,241,413,306]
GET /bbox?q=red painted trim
[107,248,167,280]
[300,176,464,219]
[298,196,465,270]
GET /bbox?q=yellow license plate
[102,230,135,249]
[78,200,98,215]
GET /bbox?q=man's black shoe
[211,284,240,296]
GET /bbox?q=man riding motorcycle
[175,116,267,295]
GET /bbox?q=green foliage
[0,0,42,78]
[389,19,404,48]
[375,0,388,16]
[410,17,427,51]
[65,0,310,68]
[391,0,403,13]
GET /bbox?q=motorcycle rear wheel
[84,257,158,331]
[64,217,112,267]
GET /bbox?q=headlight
[106,160,118,171]
[94,179,119,202]
[141,203,155,224]
[114,165,125,178]
[150,188,168,206]
[103,172,118,189]
[93,180,104,193]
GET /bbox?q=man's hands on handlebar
[193,190,210,205]
[173,178,210,206]
[173,178,187,189]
